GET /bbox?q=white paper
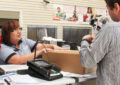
[61,71,91,78]
[9,74,39,84]
[0,79,5,85]
[0,65,28,73]
[77,46,81,51]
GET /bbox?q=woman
[83,7,95,23]
[0,20,65,64]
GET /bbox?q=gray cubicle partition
[27,25,57,41]
[27,25,92,46]
[63,26,92,46]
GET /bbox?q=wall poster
[53,4,107,24]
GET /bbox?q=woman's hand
[36,48,53,57]
[52,45,68,50]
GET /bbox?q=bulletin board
[53,4,107,24]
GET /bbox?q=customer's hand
[82,35,94,44]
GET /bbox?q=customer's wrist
[82,39,90,44]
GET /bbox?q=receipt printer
[27,59,63,80]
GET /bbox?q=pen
[4,79,10,85]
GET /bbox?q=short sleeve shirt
[0,38,36,64]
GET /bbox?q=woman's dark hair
[87,7,92,14]
[105,0,120,9]
[2,20,20,46]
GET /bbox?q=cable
[41,42,50,62]
[34,40,38,61]
[34,40,50,62]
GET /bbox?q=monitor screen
[35,61,49,67]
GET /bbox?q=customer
[0,20,65,64]
[80,0,120,85]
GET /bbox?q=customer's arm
[80,25,112,68]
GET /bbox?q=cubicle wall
[63,26,92,45]
[27,25,57,41]
[27,25,92,46]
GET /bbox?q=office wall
[0,0,106,39]
[0,11,19,19]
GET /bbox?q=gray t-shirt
[0,38,36,64]
[80,21,120,85]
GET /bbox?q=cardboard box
[42,50,96,74]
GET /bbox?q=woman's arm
[36,43,67,50]
[7,49,48,64]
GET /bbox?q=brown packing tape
[42,50,96,74]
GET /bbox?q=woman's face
[10,27,22,45]
[57,7,61,12]
[87,8,92,14]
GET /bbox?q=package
[42,50,96,74]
